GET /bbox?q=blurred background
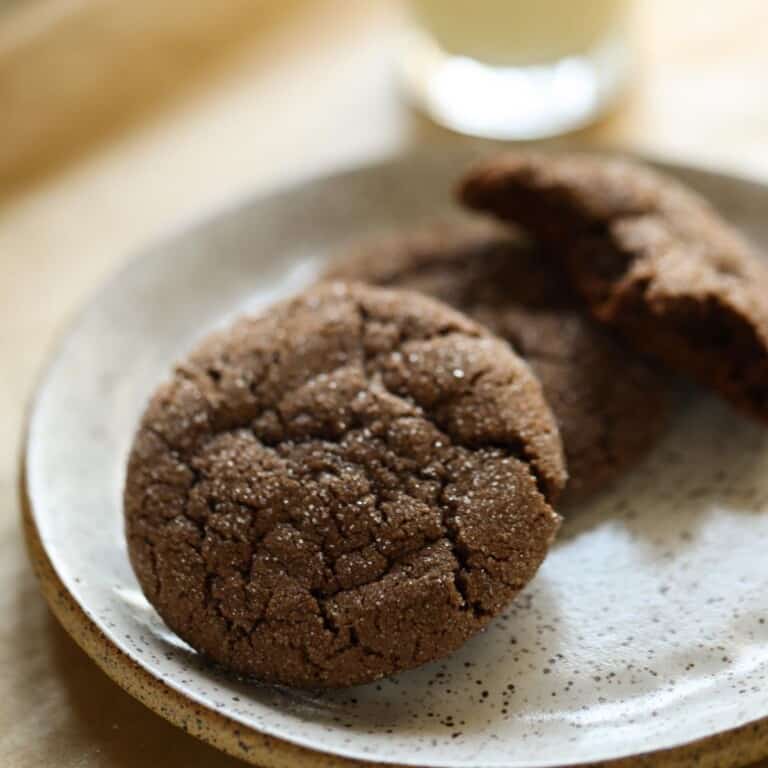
[2,1,768,767]
[2,0,768,200]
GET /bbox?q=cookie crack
[433,473,489,621]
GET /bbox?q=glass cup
[401,0,633,140]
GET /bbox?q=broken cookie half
[461,152,768,423]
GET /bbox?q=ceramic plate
[23,146,768,768]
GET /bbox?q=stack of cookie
[124,153,768,689]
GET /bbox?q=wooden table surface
[2,1,767,766]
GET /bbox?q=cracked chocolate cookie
[325,221,667,504]
[125,282,564,688]
[460,152,768,423]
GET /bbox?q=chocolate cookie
[325,221,667,504]
[125,282,564,688]
[460,152,768,422]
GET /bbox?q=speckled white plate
[23,146,768,768]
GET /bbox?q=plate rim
[20,146,768,768]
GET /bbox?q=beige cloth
[2,1,767,766]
